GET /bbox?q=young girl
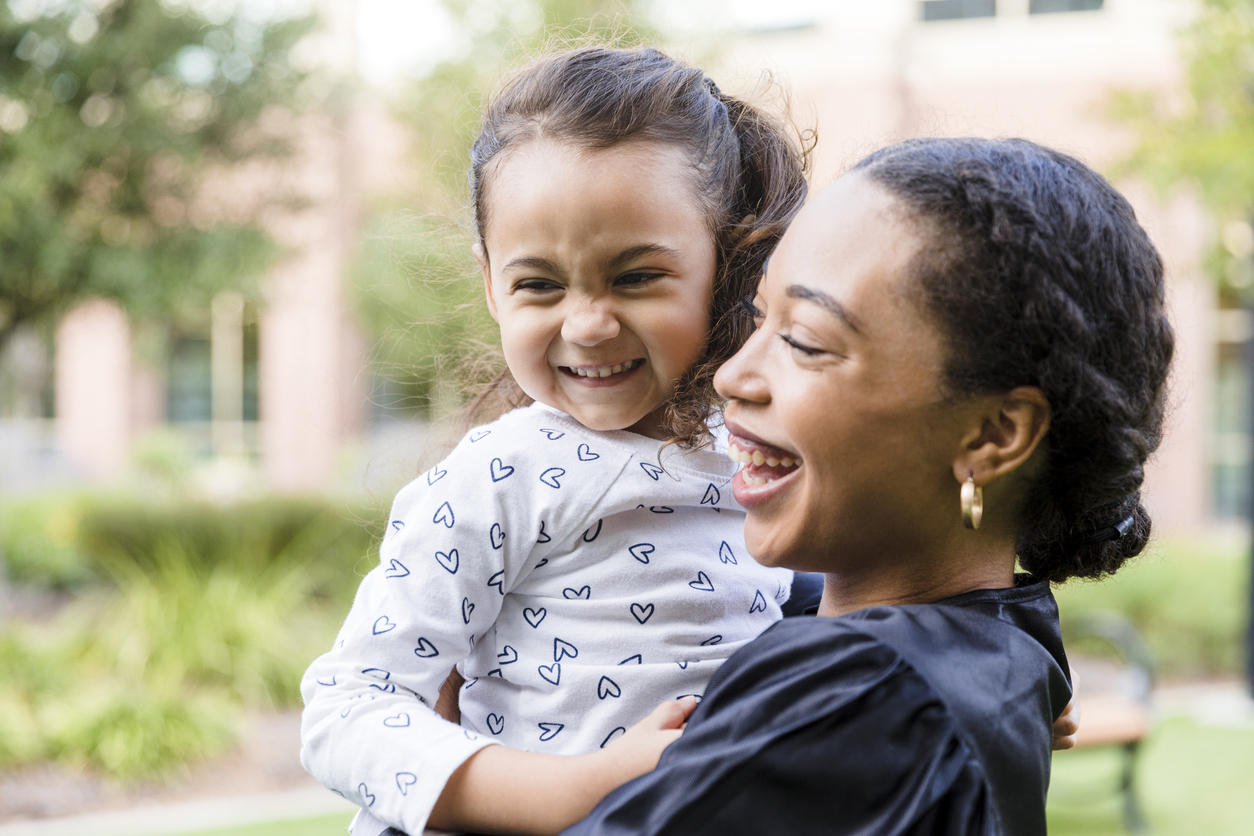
[300,46,810,836]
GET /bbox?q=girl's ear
[951,386,1051,489]
[475,244,499,323]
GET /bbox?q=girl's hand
[434,666,465,724]
[593,696,698,785]
[1052,670,1081,750]
[430,697,698,836]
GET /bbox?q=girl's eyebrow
[502,255,564,276]
[786,284,864,334]
[606,243,681,270]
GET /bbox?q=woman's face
[715,173,973,571]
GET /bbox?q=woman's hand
[429,697,698,835]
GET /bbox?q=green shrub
[1,493,382,604]
[1054,537,1250,679]
[77,538,342,706]
[0,491,386,779]
[0,495,93,588]
[42,685,235,778]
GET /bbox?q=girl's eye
[616,272,663,288]
[516,279,561,293]
[780,333,823,356]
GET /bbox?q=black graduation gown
[562,576,1071,836]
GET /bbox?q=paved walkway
[0,786,355,836]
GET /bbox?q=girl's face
[714,173,969,571]
[480,138,716,439]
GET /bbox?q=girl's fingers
[652,695,699,730]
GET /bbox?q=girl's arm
[430,697,698,836]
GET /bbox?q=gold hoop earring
[961,475,983,530]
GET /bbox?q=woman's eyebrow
[786,284,863,334]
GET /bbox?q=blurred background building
[3,2,1253,833]
[0,0,1233,525]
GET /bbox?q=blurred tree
[1111,0,1254,696]
[0,0,316,350]
[352,0,654,419]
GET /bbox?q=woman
[561,137,1173,835]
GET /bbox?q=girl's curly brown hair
[463,45,811,449]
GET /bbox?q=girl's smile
[480,138,716,439]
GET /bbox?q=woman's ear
[952,386,1051,488]
[475,243,499,323]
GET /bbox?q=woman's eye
[780,333,823,356]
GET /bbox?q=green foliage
[0,491,384,777]
[351,212,498,416]
[0,0,317,344]
[1053,537,1249,679]
[1,492,378,598]
[42,685,235,778]
[1111,0,1254,214]
[78,537,343,705]
[0,492,93,587]
[352,0,653,417]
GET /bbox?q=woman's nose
[561,298,620,346]
[714,328,771,403]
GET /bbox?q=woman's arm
[430,698,698,836]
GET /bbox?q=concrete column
[1131,187,1213,534]
[55,298,131,480]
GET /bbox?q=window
[920,0,996,21]
[1029,0,1104,14]
[167,336,212,422]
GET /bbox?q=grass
[1048,718,1254,835]
[180,812,354,836]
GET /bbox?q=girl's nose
[561,299,620,346]
[714,328,771,404]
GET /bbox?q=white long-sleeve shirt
[300,403,792,836]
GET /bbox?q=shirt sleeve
[300,421,617,836]
[562,621,997,836]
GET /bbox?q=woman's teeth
[728,441,801,486]
[728,445,797,469]
[568,359,641,378]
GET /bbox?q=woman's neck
[814,542,1017,618]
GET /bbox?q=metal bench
[1060,610,1155,834]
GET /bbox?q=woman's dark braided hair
[465,46,810,448]
[854,137,1174,583]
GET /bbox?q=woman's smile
[725,424,803,497]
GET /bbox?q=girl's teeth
[781,457,794,467]
[766,457,779,467]
[751,450,765,466]
[574,360,637,378]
